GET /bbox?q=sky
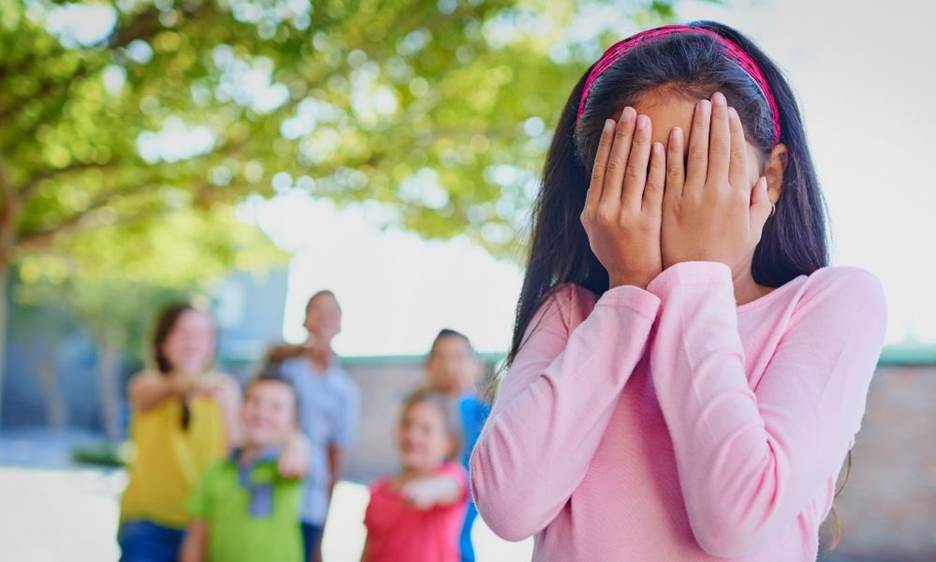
[263,0,935,356]
[249,195,525,355]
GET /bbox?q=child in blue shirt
[424,329,491,562]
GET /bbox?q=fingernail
[712,91,725,104]
[637,114,649,130]
[604,119,614,131]
[622,106,636,121]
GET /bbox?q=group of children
[179,328,490,562]
[122,19,889,562]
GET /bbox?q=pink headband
[576,24,782,141]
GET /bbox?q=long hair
[507,20,842,546]
[509,20,828,367]
[152,302,205,429]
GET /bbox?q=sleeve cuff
[595,284,661,320]
[646,261,734,300]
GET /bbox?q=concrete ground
[0,467,533,562]
[0,429,532,562]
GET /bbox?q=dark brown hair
[510,20,828,368]
[429,328,474,357]
[305,289,338,313]
[152,302,212,429]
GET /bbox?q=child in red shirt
[362,389,468,562]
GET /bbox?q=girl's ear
[764,143,788,203]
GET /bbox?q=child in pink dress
[362,390,468,562]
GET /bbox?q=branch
[108,3,214,49]
[0,3,214,128]
[15,191,120,251]
[0,160,12,204]
[18,161,115,200]
[15,166,222,253]
[14,169,172,251]
[0,159,19,261]
[0,58,93,128]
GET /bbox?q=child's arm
[470,284,659,540]
[276,430,310,478]
[179,520,207,562]
[647,265,886,556]
[401,465,467,510]
[184,465,216,562]
[401,474,463,509]
[129,371,192,412]
[326,443,343,494]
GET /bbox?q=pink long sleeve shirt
[470,261,887,561]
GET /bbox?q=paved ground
[0,467,533,562]
[0,429,532,562]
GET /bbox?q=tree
[14,203,285,436]
[0,0,675,424]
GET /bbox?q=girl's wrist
[609,272,654,290]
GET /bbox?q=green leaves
[1,0,676,325]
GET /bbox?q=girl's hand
[401,474,463,509]
[661,92,772,274]
[197,374,244,448]
[191,374,236,406]
[401,478,438,509]
[580,107,665,289]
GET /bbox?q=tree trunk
[35,340,66,428]
[0,264,7,429]
[0,260,10,429]
[96,328,124,440]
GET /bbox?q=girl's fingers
[684,99,711,195]
[727,107,748,193]
[665,126,685,202]
[643,141,665,214]
[600,107,637,209]
[749,176,772,237]
[585,119,615,216]
[707,92,731,185]
[622,113,652,210]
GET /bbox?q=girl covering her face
[470,21,887,562]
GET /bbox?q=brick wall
[825,365,936,561]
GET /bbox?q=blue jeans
[460,501,478,562]
[118,520,185,562]
[301,521,323,561]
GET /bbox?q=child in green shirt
[180,372,305,562]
